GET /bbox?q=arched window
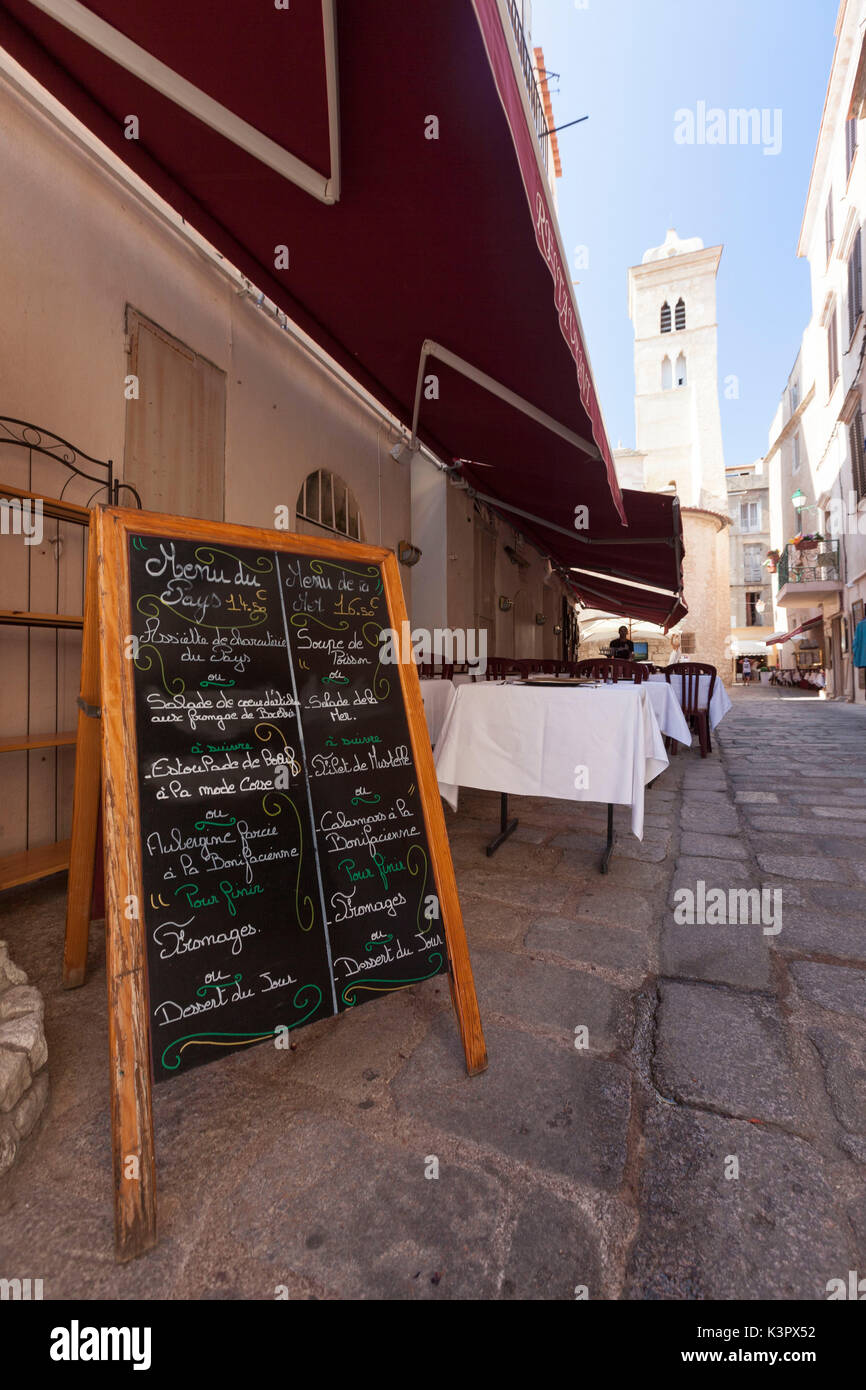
[296,469,363,540]
[661,356,673,391]
[675,298,686,330]
[675,352,687,387]
[660,301,672,333]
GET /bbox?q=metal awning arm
[410,339,601,461]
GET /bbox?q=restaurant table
[648,671,732,731]
[434,681,669,872]
[419,677,457,748]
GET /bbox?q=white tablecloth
[434,682,668,839]
[648,672,732,730]
[628,680,691,745]
[419,678,457,748]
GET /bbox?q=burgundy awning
[569,571,687,631]
[462,463,686,628]
[766,616,823,645]
[1,1,688,612]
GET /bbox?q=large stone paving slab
[652,981,804,1127]
[220,1113,504,1299]
[626,1106,854,1300]
[660,917,771,990]
[679,803,740,834]
[808,1026,866,1136]
[525,915,649,982]
[771,907,866,962]
[470,946,633,1051]
[791,962,866,1021]
[501,1185,606,1300]
[392,1015,632,1189]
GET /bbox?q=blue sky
[531,0,837,467]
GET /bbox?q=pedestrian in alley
[741,657,752,686]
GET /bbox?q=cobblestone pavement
[0,686,864,1299]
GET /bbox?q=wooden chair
[418,661,455,680]
[572,658,647,683]
[664,662,717,757]
[483,657,521,680]
[619,660,649,684]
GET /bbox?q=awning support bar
[29,0,342,203]
[410,339,601,462]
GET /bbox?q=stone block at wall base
[0,938,49,1176]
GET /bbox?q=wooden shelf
[0,483,91,525]
[0,839,71,892]
[0,610,84,629]
[0,731,77,753]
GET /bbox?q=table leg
[600,802,615,874]
[485,792,519,856]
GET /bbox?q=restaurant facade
[0,0,686,884]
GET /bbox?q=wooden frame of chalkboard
[71,505,486,1262]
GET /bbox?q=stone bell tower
[619,229,732,678]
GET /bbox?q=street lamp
[791,488,806,513]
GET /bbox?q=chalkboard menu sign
[127,531,446,1081]
[76,507,485,1259]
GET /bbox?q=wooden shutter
[848,231,862,339]
[850,415,866,501]
[124,309,226,521]
[828,307,839,390]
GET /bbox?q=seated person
[609,626,635,661]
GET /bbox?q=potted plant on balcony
[764,548,780,575]
[794,532,824,552]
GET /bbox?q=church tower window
[675,298,686,330]
[660,301,672,333]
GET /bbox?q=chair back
[483,656,520,681]
[618,660,649,684]
[665,662,717,713]
[572,657,645,683]
[572,658,608,681]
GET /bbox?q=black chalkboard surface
[127,532,448,1081]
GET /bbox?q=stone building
[764,0,866,701]
[727,459,773,675]
[615,230,732,678]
